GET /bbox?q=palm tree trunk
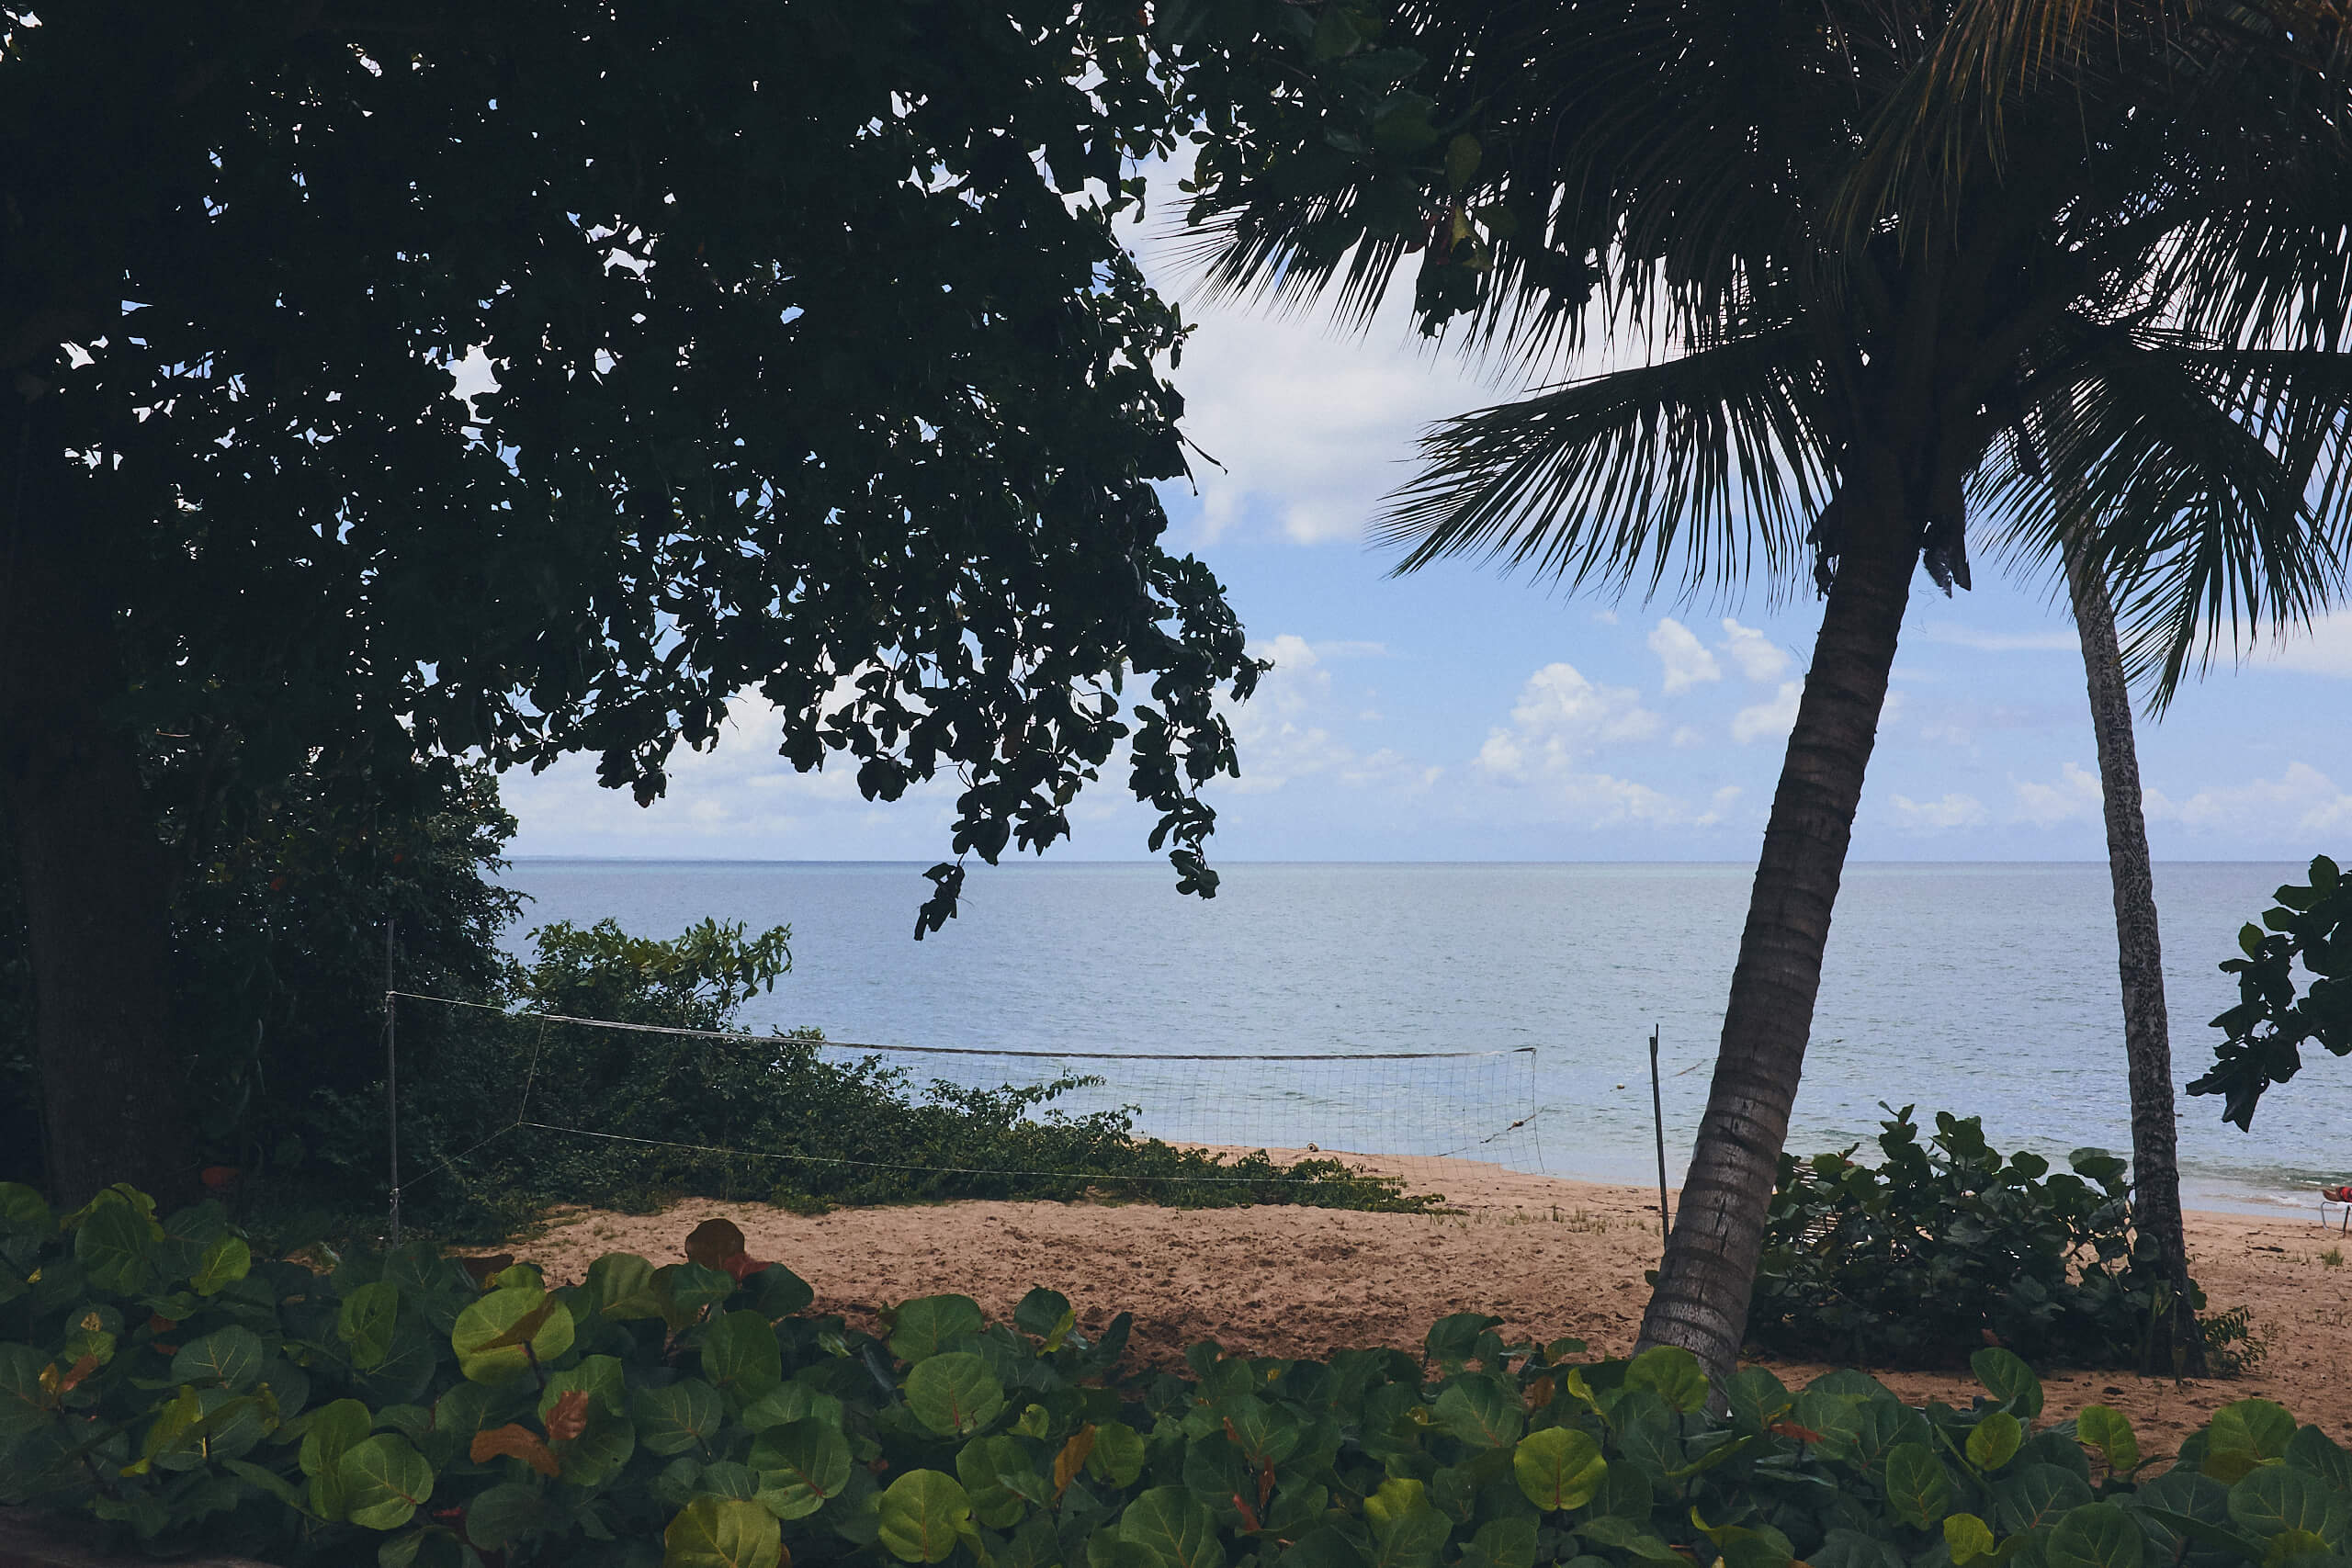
[2061,538,2206,1375]
[1635,491,1914,1388]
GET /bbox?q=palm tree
[1173,0,2352,1383]
[2063,544,2203,1371]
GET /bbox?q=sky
[500,228,2352,867]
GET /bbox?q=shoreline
[516,1149,2352,1440]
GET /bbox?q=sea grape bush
[1747,1108,2244,1372]
[2190,854,2352,1130]
[1,1183,2333,1568]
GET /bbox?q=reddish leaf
[148,1314,177,1334]
[684,1218,747,1272]
[472,1423,561,1477]
[545,1389,591,1444]
[718,1251,774,1284]
[57,1355,97,1394]
[1769,1419,1827,1444]
[199,1166,239,1191]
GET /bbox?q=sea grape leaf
[1514,1427,1607,1513]
[741,1382,844,1433]
[338,1280,401,1371]
[889,1296,987,1362]
[338,1433,435,1530]
[1997,1465,2098,1536]
[1365,1477,1451,1568]
[684,1218,749,1272]
[1727,1368,1792,1434]
[1090,1420,1148,1488]
[663,1495,783,1568]
[2212,1404,2300,1472]
[636,1380,727,1457]
[298,1398,374,1477]
[471,1422,561,1477]
[1016,1288,1077,1349]
[1971,1349,2043,1419]
[0,1345,54,1438]
[2232,1467,2335,1540]
[464,1482,555,1551]
[1946,1514,1998,1565]
[957,1433,1034,1528]
[452,1285,575,1383]
[74,1199,154,1296]
[906,1351,1006,1438]
[1624,1347,1709,1416]
[1887,1443,1953,1527]
[2047,1503,2146,1568]
[1970,1413,2026,1473]
[189,1233,251,1297]
[877,1470,974,1564]
[585,1253,667,1321]
[173,1325,265,1393]
[703,1310,785,1408]
[1121,1485,1228,1568]
[751,1418,855,1519]
[1465,1517,1540,1568]
[655,1263,737,1329]
[2288,1427,2352,1493]
[2077,1406,2140,1473]
[0,1183,53,1238]
[1435,1376,1525,1449]
[744,1265,814,1321]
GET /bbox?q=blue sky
[502,243,2352,866]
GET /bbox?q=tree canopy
[0,0,1260,1200]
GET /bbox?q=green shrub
[0,1182,2335,1568]
[1748,1106,2238,1372]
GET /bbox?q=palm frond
[1982,328,2352,703]
[1374,326,1828,602]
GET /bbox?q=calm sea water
[490,860,2351,1214]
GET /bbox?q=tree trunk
[2062,538,2206,1375]
[0,390,195,1209]
[1635,488,1914,1389]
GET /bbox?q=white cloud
[502,693,955,857]
[1222,635,1434,796]
[1718,618,1790,682]
[1731,681,1803,744]
[2262,609,2352,677]
[1890,792,1989,829]
[2146,762,2352,835]
[2012,761,2103,828]
[1476,663,1661,779]
[1160,281,1495,546]
[1648,618,1723,694]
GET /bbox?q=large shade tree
[0,0,1259,1206]
[1169,0,2352,1382]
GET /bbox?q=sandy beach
[518,1153,2352,1441]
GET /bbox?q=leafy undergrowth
[286,918,1439,1247]
[1748,1106,2258,1374]
[3,1184,2343,1568]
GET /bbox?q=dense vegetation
[0,1184,2332,1568]
[1748,1109,2256,1375]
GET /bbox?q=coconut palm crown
[1165,0,2352,1382]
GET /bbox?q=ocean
[491,859,2350,1215]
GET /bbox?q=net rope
[385,990,1550,1194]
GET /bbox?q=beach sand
[516,1153,2352,1440]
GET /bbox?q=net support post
[1649,1024,1668,1258]
[385,919,401,1246]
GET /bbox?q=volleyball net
[381,990,1548,1219]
